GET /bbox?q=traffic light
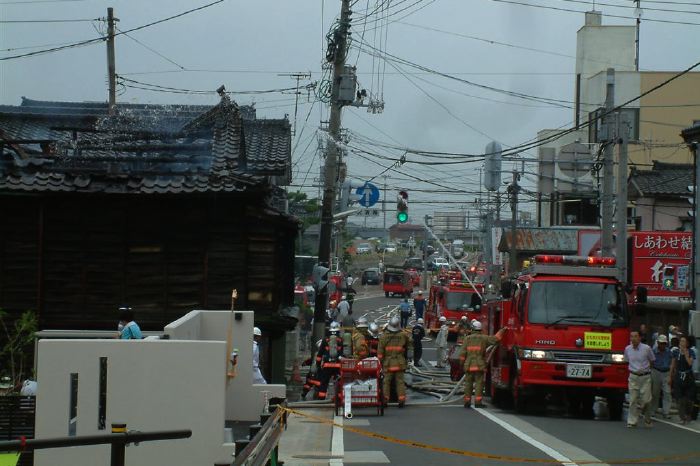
[312,265,330,293]
[397,190,408,224]
[662,266,675,290]
[686,185,695,218]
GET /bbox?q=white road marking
[652,416,700,434]
[474,408,580,466]
[330,415,344,466]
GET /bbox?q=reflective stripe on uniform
[385,346,404,351]
[466,346,481,351]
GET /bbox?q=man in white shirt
[252,327,267,384]
[337,296,351,321]
[624,331,655,427]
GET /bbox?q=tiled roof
[0,96,289,194]
[629,161,693,197]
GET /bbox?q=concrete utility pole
[681,124,700,313]
[313,0,352,349]
[615,112,630,284]
[106,7,117,115]
[508,171,520,275]
[601,68,615,256]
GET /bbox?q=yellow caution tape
[281,407,700,464]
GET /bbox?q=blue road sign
[356,183,380,208]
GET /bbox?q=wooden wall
[0,194,297,332]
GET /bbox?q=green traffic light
[397,211,408,223]
[663,278,674,289]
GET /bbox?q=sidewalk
[279,408,335,465]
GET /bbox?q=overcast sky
[1,0,698,227]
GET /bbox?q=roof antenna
[216,85,226,96]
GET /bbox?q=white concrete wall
[34,339,234,466]
[165,310,286,421]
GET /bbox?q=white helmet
[461,316,468,321]
[330,321,341,333]
[472,320,482,331]
[387,316,401,332]
[253,327,262,336]
[356,316,369,328]
[368,322,380,337]
[439,316,447,322]
[470,319,479,327]
[417,318,425,325]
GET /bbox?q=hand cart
[334,357,384,418]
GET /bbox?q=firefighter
[456,315,471,344]
[301,339,323,399]
[460,320,507,408]
[352,317,371,359]
[367,322,381,357]
[412,318,426,366]
[378,315,412,407]
[316,321,344,400]
[435,316,449,368]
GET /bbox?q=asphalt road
[336,293,700,466]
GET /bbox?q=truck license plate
[566,363,592,379]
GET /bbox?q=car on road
[428,256,449,271]
[356,243,372,254]
[384,242,398,253]
[361,268,381,285]
[403,257,424,271]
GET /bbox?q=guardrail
[0,425,191,466]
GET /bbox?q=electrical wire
[0,0,226,61]
[116,27,186,70]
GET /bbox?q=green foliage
[0,309,38,391]
[289,191,321,231]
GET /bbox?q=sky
[1,0,699,228]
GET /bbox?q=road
[286,292,700,466]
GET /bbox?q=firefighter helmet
[439,316,447,322]
[417,318,424,325]
[253,327,262,336]
[356,316,369,328]
[472,320,482,331]
[368,322,380,337]
[387,316,401,332]
[330,321,341,333]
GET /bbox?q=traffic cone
[292,359,302,383]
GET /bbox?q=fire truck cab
[425,271,485,336]
[488,255,630,419]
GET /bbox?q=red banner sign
[629,231,692,298]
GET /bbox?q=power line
[0,0,87,3]
[0,0,226,61]
[116,27,186,70]
[0,18,97,23]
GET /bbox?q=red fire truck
[425,271,485,335]
[487,255,630,419]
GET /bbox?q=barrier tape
[281,407,700,464]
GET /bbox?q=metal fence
[0,395,35,466]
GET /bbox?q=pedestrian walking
[412,318,426,366]
[651,334,672,419]
[378,316,412,408]
[435,316,449,368]
[460,321,506,408]
[337,296,350,322]
[413,290,426,320]
[671,335,697,425]
[252,327,267,385]
[117,306,142,340]
[399,298,411,328]
[624,330,655,427]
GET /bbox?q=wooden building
[0,96,298,347]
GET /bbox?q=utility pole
[313,0,352,350]
[615,112,630,284]
[508,171,520,275]
[601,68,615,256]
[383,176,388,236]
[106,7,117,115]
[279,72,312,136]
[634,0,641,71]
[680,124,700,315]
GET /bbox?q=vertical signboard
[629,231,692,301]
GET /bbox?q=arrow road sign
[356,183,380,208]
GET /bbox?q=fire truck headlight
[610,353,625,363]
[531,350,547,359]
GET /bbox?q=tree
[0,309,38,391]
[289,191,321,255]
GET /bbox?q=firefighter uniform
[378,317,412,407]
[459,325,506,407]
[352,328,371,359]
[316,325,344,400]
